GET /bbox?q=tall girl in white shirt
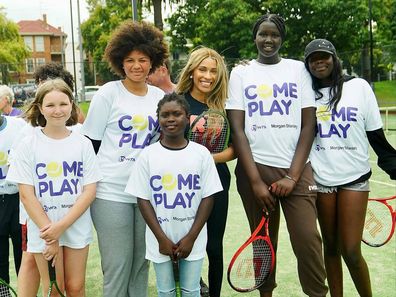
[7,79,101,297]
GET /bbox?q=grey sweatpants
[235,161,328,297]
[91,198,149,297]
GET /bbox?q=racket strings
[190,113,229,153]
[229,239,273,290]
[0,283,13,297]
[363,202,393,245]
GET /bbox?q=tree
[0,8,29,84]
[168,0,389,78]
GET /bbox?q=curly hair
[33,62,74,91]
[175,47,228,111]
[25,79,78,127]
[104,20,169,77]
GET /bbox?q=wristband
[284,174,297,183]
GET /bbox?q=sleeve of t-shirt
[81,137,102,185]
[125,149,150,200]
[200,148,223,198]
[361,80,383,131]
[226,65,245,111]
[6,140,34,186]
[81,83,114,141]
[300,65,316,109]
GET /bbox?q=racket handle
[48,261,56,282]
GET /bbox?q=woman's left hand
[270,176,297,198]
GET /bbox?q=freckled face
[122,50,152,83]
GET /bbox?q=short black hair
[156,92,190,118]
[34,62,74,91]
[252,14,286,42]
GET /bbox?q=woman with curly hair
[81,20,168,297]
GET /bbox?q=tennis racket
[188,110,230,153]
[0,278,17,297]
[172,259,182,297]
[227,212,275,292]
[47,262,65,297]
[362,195,396,247]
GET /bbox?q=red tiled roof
[18,19,66,36]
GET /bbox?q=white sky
[0,0,90,38]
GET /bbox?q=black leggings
[0,193,22,283]
[205,176,230,297]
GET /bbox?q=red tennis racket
[362,195,396,247]
[227,212,275,292]
[188,110,230,153]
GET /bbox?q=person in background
[127,93,222,296]
[0,114,26,293]
[226,14,328,297]
[34,62,85,124]
[147,58,176,94]
[304,38,396,297]
[176,46,234,297]
[0,85,23,117]
[81,20,168,297]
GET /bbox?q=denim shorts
[316,180,370,194]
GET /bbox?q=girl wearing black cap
[226,14,328,297]
[304,38,396,297]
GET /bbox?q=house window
[24,36,33,50]
[26,58,34,73]
[35,36,44,52]
[36,58,46,67]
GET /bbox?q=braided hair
[252,14,286,42]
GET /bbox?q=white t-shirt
[7,128,102,252]
[0,116,26,194]
[226,59,315,167]
[14,123,83,224]
[81,81,164,203]
[310,78,383,186]
[125,141,223,263]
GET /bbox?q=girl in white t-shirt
[7,79,101,296]
[226,14,328,297]
[126,93,222,296]
[305,38,396,297]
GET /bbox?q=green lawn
[374,80,396,107]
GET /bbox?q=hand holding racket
[227,212,275,292]
[362,195,396,247]
[188,110,230,153]
[0,278,17,297]
[47,261,65,297]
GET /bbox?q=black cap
[304,39,336,61]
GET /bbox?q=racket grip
[48,261,56,282]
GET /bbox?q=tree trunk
[152,0,163,30]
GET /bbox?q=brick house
[12,14,67,84]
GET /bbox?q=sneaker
[200,278,210,297]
